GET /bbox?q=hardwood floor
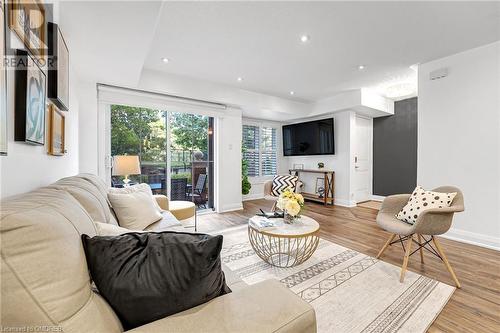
[198,199,500,333]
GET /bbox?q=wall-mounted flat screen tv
[283,118,335,156]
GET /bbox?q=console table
[289,169,335,206]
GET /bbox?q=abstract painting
[15,50,46,145]
[0,0,7,155]
[48,103,65,155]
[48,22,69,111]
[9,0,46,58]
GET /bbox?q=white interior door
[354,116,372,203]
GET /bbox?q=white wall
[418,41,500,250]
[216,111,243,212]
[0,18,80,198]
[283,111,357,207]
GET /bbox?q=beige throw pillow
[109,183,163,213]
[94,221,144,236]
[108,190,163,230]
[396,186,457,224]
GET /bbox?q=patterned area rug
[219,226,455,333]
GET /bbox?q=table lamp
[112,155,141,185]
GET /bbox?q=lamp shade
[112,155,141,176]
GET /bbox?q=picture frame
[48,103,65,155]
[47,22,68,111]
[9,0,46,58]
[14,49,46,145]
[293,163,304,170]
[315,177,325,198]
[0,0,7,155]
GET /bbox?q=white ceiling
[60,1,500,103]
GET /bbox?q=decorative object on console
[317,162,324,169]
[376,186,464,287]
[276,187,304,223]
[293,163,304,170]
[14,50,46,145]
[315,177,325,198]
[48,103,65,155]
[112,155,141,185]
[81,231,231,330]
[47,22,69,111]
[396,185,457,224]
[0,0,7,155]
[9,0,46,58]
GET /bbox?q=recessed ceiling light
[237,77,243,82]
[161,57,169,63]
[358,65,365,70]
[300,35,310,43]
[290,91,295,95]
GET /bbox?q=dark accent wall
[373,97,417,196]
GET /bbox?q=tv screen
[283,118,335,156]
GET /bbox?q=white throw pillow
[108,190,163,230]
[396,186,457,224]
[109,183,163,213]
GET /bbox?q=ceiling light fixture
[237,77,243,82]
[300,35,310,43]
[358,65,365,70]
[290,91,295,95]
[161,57,169,63]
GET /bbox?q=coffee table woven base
[248,221,320,268]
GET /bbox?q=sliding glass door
[169,113,214,209]
[110,105,214,211]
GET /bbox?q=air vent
[429,68,448,80]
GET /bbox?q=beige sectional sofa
[0,174,316,332]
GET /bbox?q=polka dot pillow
[396,186,457,224]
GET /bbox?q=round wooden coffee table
[248,215,320,268]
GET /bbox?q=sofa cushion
[50,176,118,225]
[126,280,316,333]
[81,231,231,330]
[0,188,122,332]
[144,210,183,231]
[108,183,163,212]
[108,190,163,230]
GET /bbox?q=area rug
[218,226,455,333]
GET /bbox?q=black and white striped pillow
[271,175,298,197]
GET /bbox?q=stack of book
[249,216,276,231]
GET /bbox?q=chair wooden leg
[432,236,461,288]
[400,235,414,283]
[417,234,424,264]
[376,233,396,259]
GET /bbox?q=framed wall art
[15,49,46,145]
[9,0,46,58]
[48,103,65,155]
[0,0,7,155]
[47,22,68,111]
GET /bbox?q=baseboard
[242,193,264,201]
[371,195,386,202]
[441,228,500,251]
[334,199,357,208]
[219,203,244,213]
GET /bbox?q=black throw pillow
[81,231,231,330]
